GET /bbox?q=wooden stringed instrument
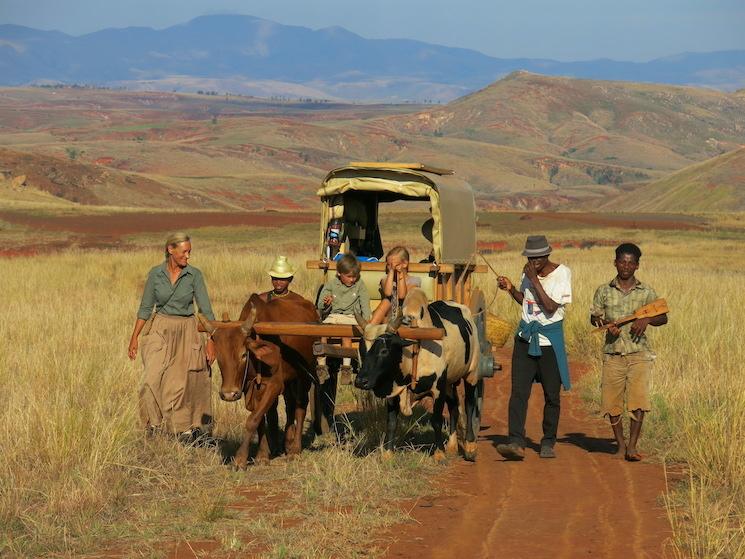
[592,298,669,334]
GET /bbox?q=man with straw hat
[495,235,572,460]
[260,255,304,303]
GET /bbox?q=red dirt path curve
[382,348,673,559]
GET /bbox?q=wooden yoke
[196,320,444,340]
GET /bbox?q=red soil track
[383,348,673,559]
[105,349,673,559]
[0,210,316,237]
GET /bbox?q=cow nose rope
[240,352,251,395]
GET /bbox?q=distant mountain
[599,148,745,212]
[1,15,745,101]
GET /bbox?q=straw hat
[521,235,552,257]
[267,255,295,278]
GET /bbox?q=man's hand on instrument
[593,316,621,336]
[323,294,333,306]
[630,317,650,341]
[497,276,513,291]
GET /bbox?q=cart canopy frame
[317,163,477,265]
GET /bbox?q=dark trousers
[508,337,562,448]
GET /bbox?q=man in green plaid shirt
[590,243,668,462]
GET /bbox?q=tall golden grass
[0,229,742,557]
[0,246,437,557]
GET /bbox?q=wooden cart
[302,162,498,434]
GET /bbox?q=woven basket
[485,314,512,348]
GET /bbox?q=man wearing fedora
[260,255,304,303]
[496,235,572,460]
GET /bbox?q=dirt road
[383,349,673,559]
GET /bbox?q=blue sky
[1,0,744,61]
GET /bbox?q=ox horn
[240,304,257,336]
[386,312,404,334]
[197,313,217,335]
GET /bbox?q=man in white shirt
[496,235,572,460]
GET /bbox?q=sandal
[625,452,643,462]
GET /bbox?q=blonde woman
[127,233,216,441]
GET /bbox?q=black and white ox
[355,288,481,462]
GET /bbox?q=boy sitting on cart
[316,253,371,385]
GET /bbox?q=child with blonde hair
[371,246,421,324]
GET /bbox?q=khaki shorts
[600,351,655,418]
[323,313,359,325]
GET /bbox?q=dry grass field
[0,211,744,557]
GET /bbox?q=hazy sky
[1,0,744,61]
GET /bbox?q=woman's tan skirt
[139,314,212,434]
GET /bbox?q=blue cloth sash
[518,319,571,390]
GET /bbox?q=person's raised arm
[497,275,524,305]
[382,266,396,297]
[523,263,560,315]
[396,268,409,302]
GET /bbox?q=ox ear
[246,338,279,367]
[197,313,217,335]
[240,305,257,336]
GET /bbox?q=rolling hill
[1,72,744,212]
[600,148,745,212]
[386,72,745,167]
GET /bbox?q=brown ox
[201,293,317,468]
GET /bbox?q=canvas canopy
[316,164,476,264]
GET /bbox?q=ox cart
[303,162,500,438]
[202,162,501,460]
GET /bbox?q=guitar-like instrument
[592,298,669,334]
